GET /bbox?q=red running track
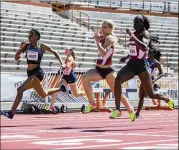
[1,109,178,149]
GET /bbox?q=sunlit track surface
[1,109,178,149]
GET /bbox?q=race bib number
[27,51,38,61]
[129,45,137,56]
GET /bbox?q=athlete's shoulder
[106,34,117,44]
[142,30,150,39]
[22,42,30,50]
[24,42,30,46]
[68,56,75,62]
[39,42,46,47]
[154,58,160,64]
[39,42,52,51]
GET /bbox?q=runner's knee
[147,93,155,99]
[115,78,122,86]
[81,75,86,82]
[81,74,90,83]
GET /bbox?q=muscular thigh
[138,71,154,97]
[69,83,78,94]
[116,64,136,84]
[83,68,103,81]
[105,72,116,93]
[32,77,47,98]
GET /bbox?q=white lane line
[102,131,178,138]
[1,135,40,139]
[1,134,113,143]
[122,143,178,149]
[57,139,178,149]
[126,133,177,138]
[34,138,122,146]
[141,129,178,134]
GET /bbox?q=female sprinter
[47,49,85,111]
[135,47,164,118]
[1,29,63,119]
[110,15,174,120]
[81,20,134,118]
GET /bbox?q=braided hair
[140,15,161,60]
[148,36,162,62]
[141,15,150,30]
[149,36,159,49]
[154,50,162,62]
[134,15,150,31]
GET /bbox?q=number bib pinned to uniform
[129,45,137,56]
[27,51,38,61]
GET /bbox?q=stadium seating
[71,10,178,73]
[0,2,178,75]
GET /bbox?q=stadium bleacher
[70,10,178,73]
[1,1,178,74]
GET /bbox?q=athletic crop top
[26,43,43,64]
[96,36,114,65]
[129,32,147,60]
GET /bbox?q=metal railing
[72,9,90,32]
[51,2,68,17]
[52,2,90,31]
[56,0,178,14]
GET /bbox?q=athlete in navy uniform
[48,49,85,111]
[1,29,63,119]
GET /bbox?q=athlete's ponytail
[149,36,160,51]
[141,15,150,30]
[70,49,76,61]
[148,36,162,62]
[69,49,76,69]
[154,50,162,62]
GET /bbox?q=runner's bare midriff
[96,64,111,68]
[27,64,40,70]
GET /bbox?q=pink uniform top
[96,36,114,65]
[129,32,147,60]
